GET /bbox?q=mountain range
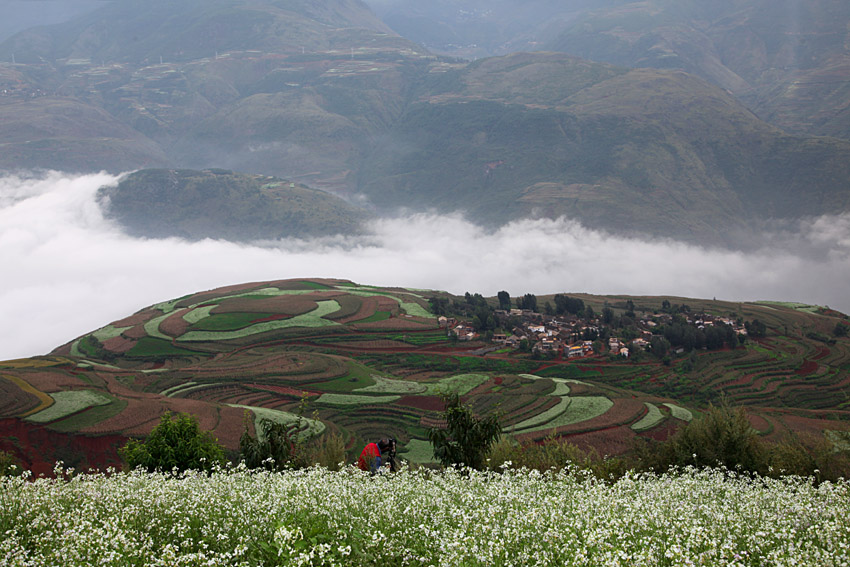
[0,0,848,245]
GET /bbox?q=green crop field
[632,402,665,431]
[25,390,113,424]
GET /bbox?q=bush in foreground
[119,412,226,473]
[0,465,848,566]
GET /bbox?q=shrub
[240,416,346,471]
[0,451,23,477]
[428,392,501,470]
[634,404,767,474]
[119,412,225,473]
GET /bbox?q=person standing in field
[358,438,397,473]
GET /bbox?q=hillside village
[437,295,750,360]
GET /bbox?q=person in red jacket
[358,438,397,473]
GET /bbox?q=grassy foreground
[1,466,848,566]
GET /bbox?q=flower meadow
[1,465,848,567]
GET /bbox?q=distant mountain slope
[364,0,850,141]
[0,0,398,64]
[357,52,850,243]
[1,1,850,245]
[100,169,371,240]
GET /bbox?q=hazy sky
[1,171,849,360]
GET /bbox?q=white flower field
[1,465,848,566]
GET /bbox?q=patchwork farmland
[1,278,848,474]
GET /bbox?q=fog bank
[1,171,848,360]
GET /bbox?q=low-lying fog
[2,171,848,360]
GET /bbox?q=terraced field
[1,278,848,472]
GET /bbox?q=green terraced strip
[92,325,133,342]
[25,390,112,423]
[177,300,341,342]
[514,397,614,434]
[663,403,694,421]
[511,397,572,431]
[316,393,401,405]
[631,403,665,431]
[160,381,197,397]
[164,383,214,397]
[228,404,325,441]
[183,304,216,324]
[355,375,427,394]
[519,374,591,386]
[143,311,174,340]
[425,373,490,395]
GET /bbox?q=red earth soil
[794,360,818,376]
[109,311,153,328]
[812,347,831,361]
[0,418,126,477]
[213,295,318,316]
[16,370,85,393]
[102,335,137,354]
[158,308,191,337]
[337,296,377,324]
[747,412,772,434]
[398,395,444,411]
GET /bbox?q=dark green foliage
[634,404,767,474]
[428,393,501,470]
[745,319,767,338]
[497,291,511,310]
[119,412,225,473]
[554,294,585,316]
[835,322,849,337]
[0,451,23,477]
[517,294,537,312]
[240,418,299,471]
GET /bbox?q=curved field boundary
[511,397,572,431]
[2,374,53,417]
[227,404,325,441]
[345,290,434,319]
[177,300,341,342]
[519,374,591,387]
[355,375,427,394]
[631,403,664,431]
[143,312,174,340]
[514,397,614,434]
[163,383,216,398]
[425,373,490,395]
[183,305,216,324]
[316,393,401,405]
[25,390,112,423]
[91,325,133,342]
[663,403,693,421]
[160,382,198,397]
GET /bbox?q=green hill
[1,278,848,474]
[99,169,372,240]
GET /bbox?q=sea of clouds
[1,171,848,360]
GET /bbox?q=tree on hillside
[428,393,501,470]
[497,290,511,310]
[120,412,225,473]
[517,293,538,312]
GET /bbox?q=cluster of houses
[439,308,745,359]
